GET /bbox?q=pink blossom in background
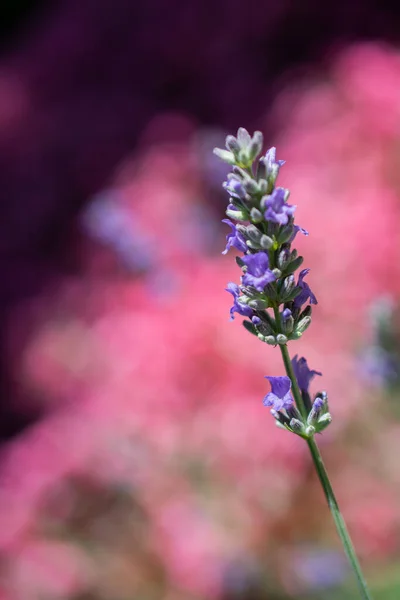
[1,42,400,598]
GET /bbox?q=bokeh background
[1,1,400,598]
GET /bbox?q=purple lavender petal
[292,355,322,394]
[221,219,248,255]
[293,268,318,309]
[263,376,293,410]
[226,282,253,320]
[262,187,296,226]
[241,252,276,292]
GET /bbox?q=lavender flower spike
[293,268,318,309]
[241,252,276,292]
[263,376,294,411]
[226,282,253,320]
[221,219,248,255]
[291,355,322,394]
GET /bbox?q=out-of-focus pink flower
[4,540,92,599]
[3,42,400,599]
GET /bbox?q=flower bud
[260,235,273,250]
[305,425,316,437]
[255,319,274,336]
[247,131,263,161]
[296,316,312,334]
[246,225,262,242]
[235,224,247,235]
[226,206,248,221]
[307,397,325,427]
[276,334,288,345]
[256,160,266,181]
[315,413,332,432]
[286,405,303,421]
[213,148,236,164]
[232,165,249,179]
[258,179,268,194]
[237,127,251,146]
[223,178,247,199]
[243,178,259,194]
[300,305,312,319]
[265,335,277,345]
[246,239,260,249]
[281,308,294,334]
[250,208,263,223]
[271,409,291,427]
[248,299,268,309]
[277,247,290,270]
[267,163,279,185]
[289,418,306,435]
[280,275,296,301]
[225,135,240,154]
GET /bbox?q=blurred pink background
[1,4,400,597]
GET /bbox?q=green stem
[306,435,372,600]
[277,341,373,600]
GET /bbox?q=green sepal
[314,413,332,433]
[280,287,301,303]
[283,256,304,276]
[248,299,268,310]
[276,225,294,244]
[264,283,279,301]
[242,320,258,336]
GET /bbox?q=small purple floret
[292,355,322,394]
[226,282,253,320]
[263,187,296,225]
[290,225,309,242]
[263,376,294,411]
[261,147,286,176]
[241,252,276,292]
[223,179,247,199]
[221,219,248,255]
[293,269,318,309]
